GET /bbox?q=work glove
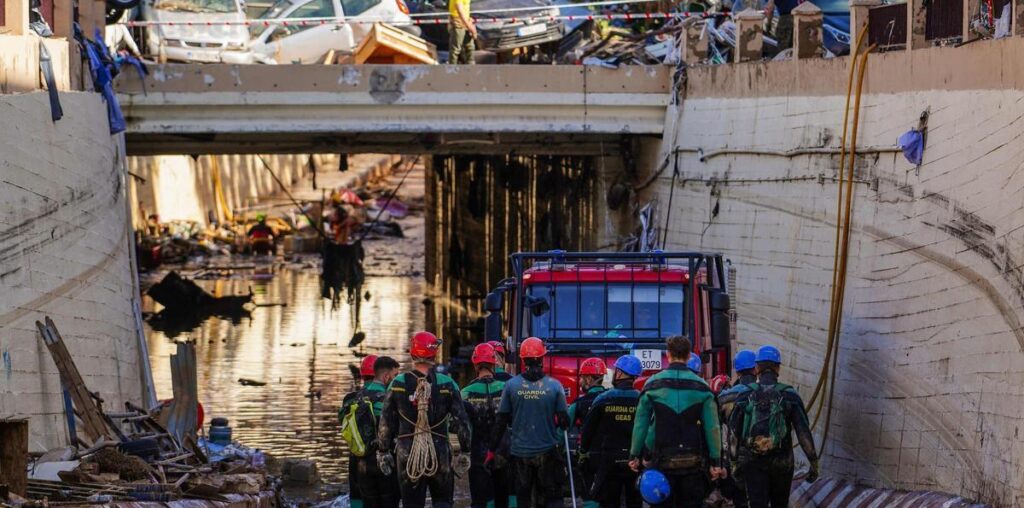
[806,460,820,483]
[377,450,395,476]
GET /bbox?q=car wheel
[107,0,141,8]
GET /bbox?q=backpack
[340,394,378,457]
[739,383,790,455]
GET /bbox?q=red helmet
[487,340,506,356]
[710,374,731,395]
[519,337,547,359]
[410,331,442,360]
[360,355,379,378]
[633,375,650,391]
[579,357,607,376]
[472,343,498,365]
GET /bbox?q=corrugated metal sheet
[925,0,962,41]
[868,3,908,50]
[792,478,988,507]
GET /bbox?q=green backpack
[740,383,790,455]
[340,396,377,457]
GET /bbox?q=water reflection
[145,269,422,483]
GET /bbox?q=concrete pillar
[963,0,981,41]
[1015,0,1024,36]
[792,2,824,58]
[2,0,30,35]
[53,0,75,39]
[908,0,927,49]
[735,8,765,62]
[849,0,880,51]
[682,21,709,64]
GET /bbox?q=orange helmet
[359,355,379,378]
[472,343,498,365]
[579,357,607,376]
[710,374,731,395]
[633,375,650,391]
[487,340,506,356]
[519,337,547,359]
[410,331,442,360]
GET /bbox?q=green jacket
[629,364,722,466]
[461,376,506,461]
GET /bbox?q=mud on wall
[650,38,1024,505]
[425,154,636,361]
[0,91,144,450]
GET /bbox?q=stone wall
[650,38,1024,505]
[0,91,144,450]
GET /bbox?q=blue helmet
[734,350,757,372]
[637,469,671,504]
[687,353,702,374]
[614,355,643,377]
[756,345,782,364]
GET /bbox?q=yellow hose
[814,44,876,439]
[807,24,869,412]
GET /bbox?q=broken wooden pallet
[353,23,438,64]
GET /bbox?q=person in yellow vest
[448,0,476,64]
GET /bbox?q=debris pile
[4,318,280,507]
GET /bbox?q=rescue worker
[629,335,726,508]
[462,343,512,508]
[350,357,402,508]
[447,0,476,64]
[341,355,379,508]
[713,349,758,508]
[569,357,608,508]
[488,340,513,382]
[579,355,643,508]
[378,332,472,508]
[728,345,818,508]
[247,213,275,255]
[489,337,569,508]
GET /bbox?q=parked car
[140,0,250,63]
[245,0,416,64]
[410,0,564,57]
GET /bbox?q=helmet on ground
[614,355,643,377]
[410,331,442,360]
[472,343,498,365]
[519,337,547,359]
[734,349,757,372]
[710,374,730,395]
[359,355,379,378]
[687,353,702,374]
[633,375,650,391]
[756,345,782,364]
[637,469,671,505]
[487,340,506,356]
[580,357,607,376]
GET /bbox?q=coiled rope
[402,377,442,481]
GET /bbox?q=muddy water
[144,168,427,485]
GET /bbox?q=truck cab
[484,251,734,402]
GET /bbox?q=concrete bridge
[114,64,674,156]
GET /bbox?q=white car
[246,0,416,64]
[141,0,250,63]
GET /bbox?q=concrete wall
[652,38,1024,505]
[0,90,143,450]
[127,154,343,227]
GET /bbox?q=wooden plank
[0,419,28,497]
[354,23,438,65]
[36,318,113,444]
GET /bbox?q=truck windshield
[526,283,685,341]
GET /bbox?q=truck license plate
[517,23,547,37]
[633,349,662,370]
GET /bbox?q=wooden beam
[0,419,28,497]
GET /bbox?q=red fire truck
[484,251,735,402]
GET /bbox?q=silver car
[141,0,250,63]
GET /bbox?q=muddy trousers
[512,450,566,508]
[593,465,640,508]
[349,454,363,508]
[655,470,709,508]
[717,474,749,508]
[742,459,793,508]
[469,464,511,508]
[396,443,454,508]
[356,457,399,508]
